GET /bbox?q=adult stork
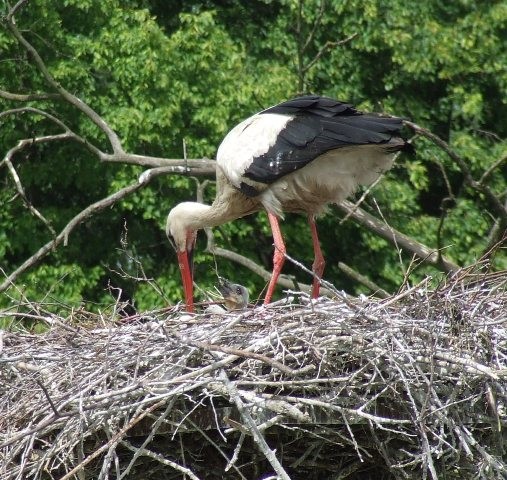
[167,95,411,312]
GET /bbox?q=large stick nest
[1,270,506,479]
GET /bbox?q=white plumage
[217,113,291,188]
[167,95,411,312]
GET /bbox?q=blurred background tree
[1,0,505,320]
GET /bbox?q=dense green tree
[1,0,505,319]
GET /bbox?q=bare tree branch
[5,2,124,154]
[480,155,507,184]
[0,89,61,102]
[337,262,390,298]
[301,0,326,53]
[336,200,460,274]
[208,244,337,297]
[101,152,216,171]
[0,107,216,172]
[0,106,71,131]
[294,0,357,93]
[3,149,57,236]
[0,106,106,161]
[405,120,507,244]
[302,33,358,74]
[1,105,216,172]
[0,180,146,293]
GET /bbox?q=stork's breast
[265,146,397,215]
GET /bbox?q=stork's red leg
[264,212,286,304]
[309,216,325,298]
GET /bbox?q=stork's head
[166,202,200,312]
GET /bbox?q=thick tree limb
[137,164,215,184]
[103,153,216,172]
[336,200,460,274]
[7,0,28,17]
[0,107,216,172]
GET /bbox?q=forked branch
[5,2,124,154]
[0,181,146,293]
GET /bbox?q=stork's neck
[167,169,260,243]
[192,169,258,228]
[180,200,237,231]
[165,200,230,253]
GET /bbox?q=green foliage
[1,0,505,317]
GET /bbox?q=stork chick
[218,278,249,311]
[167,95,412,312]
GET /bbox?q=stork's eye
[236,287,242,295]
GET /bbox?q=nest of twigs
[1,270,507,480]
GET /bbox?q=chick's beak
[218,278,234,298]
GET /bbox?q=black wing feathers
[262,95,358,117]
[243,95,406,185]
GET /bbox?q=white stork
[167,95,411,312]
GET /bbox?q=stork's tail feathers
[401,141,415,156]
[396,140,415,156]
[384,138,415,156]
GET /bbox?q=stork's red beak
[177,232,196,312]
